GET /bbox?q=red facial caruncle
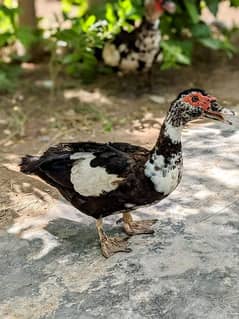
[155,0,164,13]
[182,92,217,111]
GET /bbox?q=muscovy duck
[20,88,235,258]
[102,0,176,75]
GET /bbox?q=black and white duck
[102,0,176,75]
[20,88,235,257]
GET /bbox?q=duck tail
[19,155,40,174]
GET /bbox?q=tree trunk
[18,0,37,29]
[17,0,47,62]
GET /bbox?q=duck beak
[163,1,176,13]
[203,101,236,125]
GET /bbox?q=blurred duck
[102,0,176,77]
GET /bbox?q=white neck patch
[144,153,182,195]
[164,122,182,144]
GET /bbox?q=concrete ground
[0,116,239,319]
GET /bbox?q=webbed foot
[123,212,157,236]
[100,236,131,258]
[96,218,132,258]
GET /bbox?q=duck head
[167,88,236,127]
[145,0,176,21]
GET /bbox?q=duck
[102,0,176,77]
[20,88,235,258]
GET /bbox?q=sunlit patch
[2,171,92,259]
[210,167,239,188]
[63,89,111,105]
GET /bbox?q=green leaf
[199,37,223,49]
[161,40,191,70]
[183,0,200,24]
[0,31,13,46]
[205,0,219,16]
[16,27,37,48]
[0,5,18,34]
[61,0,72,13]
[62,52,80,64]
[0,64,20,93]
[103,120,113,132]
[105,3,116,24]
[191,23,211,38]
[230,0,239,6]
[81,15,96,32]
[199,37,236,54]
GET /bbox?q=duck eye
[192,96,199,102]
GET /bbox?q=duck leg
[145,68,153,91]
[96,218,132,258]
[122,212,157,236]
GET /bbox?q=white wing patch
[102,43,120,67]
[70,152,124,197]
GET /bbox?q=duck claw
[123,219,157,236]
[100,236,132,258]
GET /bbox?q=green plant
[54,0,239,82]
[159,0,238,69]
[0,1,41,92]
[50,0,144,83]
[0,63,21,92]
[1,0,239,88]
[0,1,39,54]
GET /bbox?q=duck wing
[25,142,149,198]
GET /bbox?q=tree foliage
[0,0,239,87]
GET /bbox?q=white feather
[164,123,182,144]
[124,203,135,208]
[70,153,124,197]
[144,153,182,195]
[102,43,120,67]
[120,54,139,72]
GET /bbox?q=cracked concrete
[0,121,239,319]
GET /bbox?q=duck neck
[144,16,160,29]
[144,118,183,194]
[152,118,183,159]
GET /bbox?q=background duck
[102,0,176,79]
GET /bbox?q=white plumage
[102,43,120,67]
[164,123,182,144]
[144,153,182,195]
[70,153,124,197]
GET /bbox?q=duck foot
[122,212,157,236]
[100,236,132,258]
[96,218,132,258]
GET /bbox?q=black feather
[19,155,40,174]
[177,88,207,99]
[19,141,156,219]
